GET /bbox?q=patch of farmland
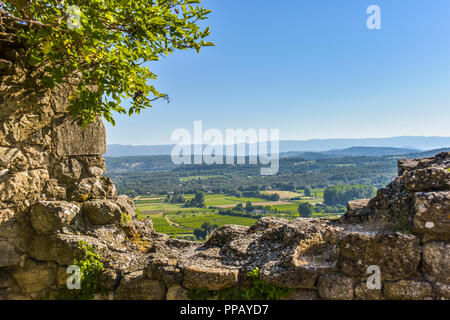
[170,213,257,229]
[260,190,302,199]
[147,214,192,235]
[215,200,293,209]
[204,194,268,206]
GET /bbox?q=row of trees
[193,222,218,240]
[185,191,206,208]
[165,193,185,204]
[323,185,376,206]
[298,203,314,218]
[165,190,206,208]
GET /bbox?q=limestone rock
[12,259,56,294]
[281,289,319,300]
[432,282,450,300]
[317,273,354,300]
[98,269,120,290]
[342,199,371,223]
[338,232,421,280]
[69,176,117,201]
[88,166,104,177]
[53,158,82,184]
[205,225,249,247]
[166,284,189,300]
[0,147,27,171]
[412,191,450,242]
[144,257,182,286]
[44,179,67,200]
[0,270,13,288]
[360,152,450,230]
[422,242,450,283]
[0,240,21,267]
[116,195,137,219]
[27,233,105,265]
[52,116,106,156]
[0,169,49,202]
[354,282,383,300]
[115,271,166,300]
[260,263,335,289]
[182,265,239,291]
[405,167,450,192]
[82,200,121,225]
[30,201,80,233]
[383,280,432,300]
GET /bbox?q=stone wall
[0,34,158,299]
[0,33,449,300]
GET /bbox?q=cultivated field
[135,190,343,240]
[260,190,302,199]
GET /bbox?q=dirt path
[164,216,195,231]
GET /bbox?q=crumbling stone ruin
[1,31,449,300]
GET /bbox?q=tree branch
[0,7,53,27]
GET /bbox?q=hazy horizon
[107,135,450,147]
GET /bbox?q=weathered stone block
[182,265,239,291]
[30,201,80,233]
[260,263,335,289]
[338,232,421,280]
[44,179,67,200]
[115,271,166,300]
[0,169,49,202]
[0,239,21,267]
[405,167,450,192]
[0,147,27,170]
[0,270,13,288]
[82,200,121,225]
[13,260,56,294]
[52,116,106,156]
[317,273,354,300]
[281,289,319,300]
[166,284,189,300]
[205,225,249,247]
[69,176,117,201]
[432,282,450,300]
[383,280,432,300]
[116,195,137,219]
[343,199,371,223]
[27,233,105,265]
[144,257,182,285]
[53,158,82,184]
[422,242,450,283]
[354,282,383,300]
[412,191,450,242]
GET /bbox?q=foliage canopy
[0,0,213,124]
[298,202,313,218]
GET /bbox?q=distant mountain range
[280,147,421,159]
[105,136,450,157]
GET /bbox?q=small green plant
[446,168,450,172]
[56,241,106,300]
[135,208,145,221]
[240,268,293,300]
[121,212,131,226]
[188,268,292,300]
[398,228,413,234]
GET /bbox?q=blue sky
[106,0,450,145]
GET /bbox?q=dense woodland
[106,155,400,197]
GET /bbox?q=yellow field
[260,190,302,199]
